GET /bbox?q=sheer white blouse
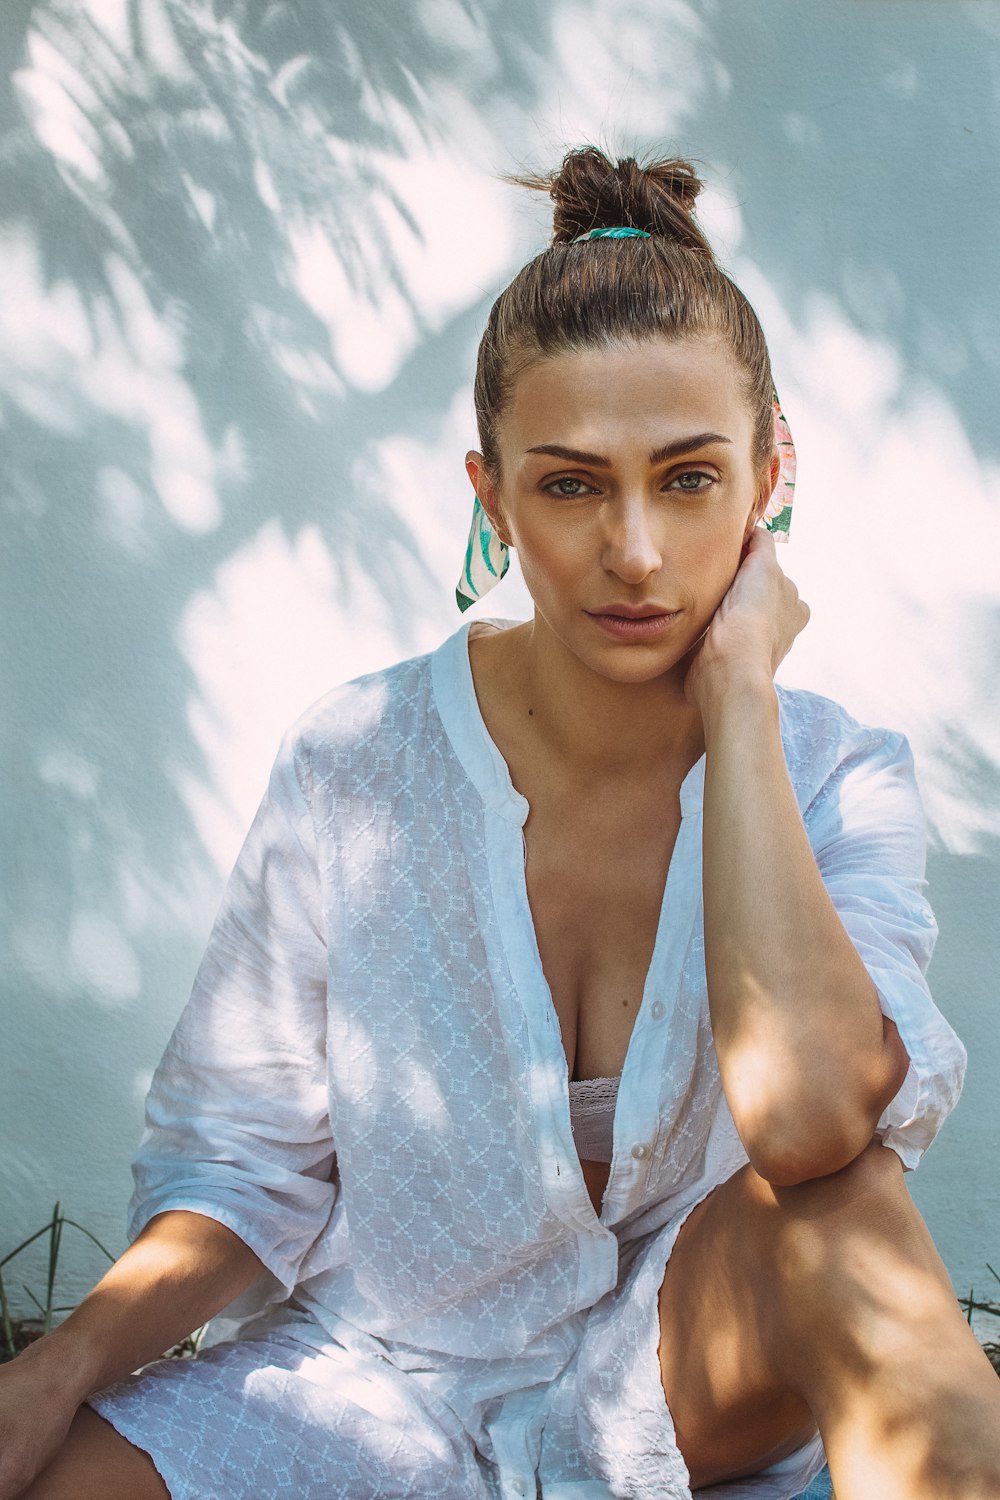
[123,615,966,1498]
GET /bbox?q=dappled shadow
[677,1,1000,857]
[2,0,997,1311]
[0,0,558,1302]
[687,0,1000,459]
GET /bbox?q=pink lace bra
[568,1074,620,1164]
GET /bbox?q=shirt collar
[430,618,705,825]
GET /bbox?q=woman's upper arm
[128,725,336,1296]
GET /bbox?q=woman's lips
[586,610,681,640]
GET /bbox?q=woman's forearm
[13,1209,267,1403]
[699,668,909,1185]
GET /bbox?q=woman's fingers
[683,528,809,709]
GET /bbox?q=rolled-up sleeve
[127,726,335,1295]
[808,724,967,1170]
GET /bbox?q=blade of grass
[2,1214,115,1280]
[0,1266,15,1359]
[20,1285,47,1318]
[44,1203,62,1337]
[61,1220,116,1263]
[1,1208,117,1343]
[0,1223,61,1270]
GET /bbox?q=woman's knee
[21,1403,170,1500]
[765,1136,960,1369]
[787,1134,905,1204]
[659,1137,938,1399]
[765,1136,911,1265]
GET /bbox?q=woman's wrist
[695,662,778,735]
[5,1318,105,1406]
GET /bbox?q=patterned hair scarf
[455,228,797,612]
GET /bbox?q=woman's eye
[546,476,594,498]
[671,470,714,493]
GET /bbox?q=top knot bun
[508,145,714,256]
[475,142,776,494]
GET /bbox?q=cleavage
[521,794,681,1082]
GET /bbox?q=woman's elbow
[741,1099,894,1187]
[747,1135,869,1187]
[737,1023,912,1188]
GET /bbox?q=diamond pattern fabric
[88,617,966,1499]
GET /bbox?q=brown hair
[473,146,775,485]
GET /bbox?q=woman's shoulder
[277,642,441,770]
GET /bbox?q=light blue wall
[2,0,997,1324]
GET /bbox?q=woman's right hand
[0,1341,84,1499]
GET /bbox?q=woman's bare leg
[20,1404,170,1500]
[658,1138,1000,1498]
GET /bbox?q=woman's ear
[744,449,781,539]
[465,452,514,547]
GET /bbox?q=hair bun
[508,145,714,256]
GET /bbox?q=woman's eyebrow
[524,433,733,466]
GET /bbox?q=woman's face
[467,335,779,686]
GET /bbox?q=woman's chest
[522,786,683,1081]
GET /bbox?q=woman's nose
[602,497,663,582]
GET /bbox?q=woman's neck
[472,614,706,787]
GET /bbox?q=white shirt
[127,616,967,1497]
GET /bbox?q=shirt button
[511,1480,528,1496]
[650,1000,665,1020]
[631,1142,648,1161]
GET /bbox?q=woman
[2,146,997,1500]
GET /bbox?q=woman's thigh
[57,1331,490,1500]
[22,1404,170,1500]
[657,1137,907,1490]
